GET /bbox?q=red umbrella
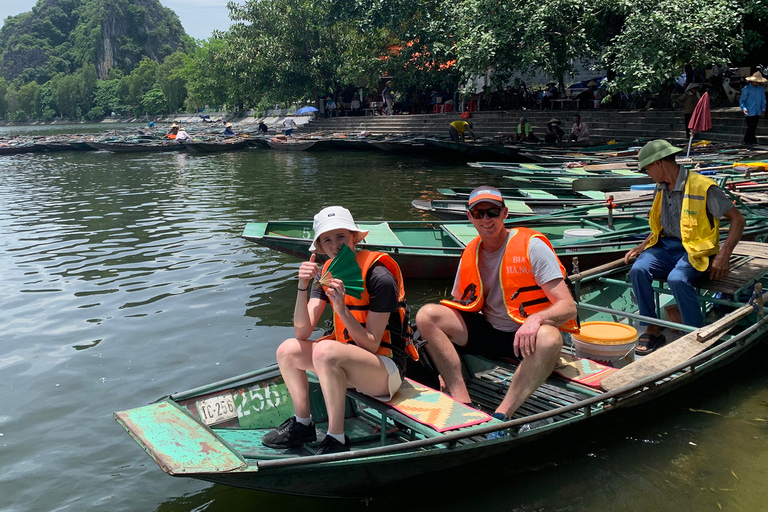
[687,91,711,156]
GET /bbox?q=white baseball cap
[309,206,369,254]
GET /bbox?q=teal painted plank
[114,400,246,475]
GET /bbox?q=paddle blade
[317,244,364,299]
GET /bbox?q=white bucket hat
[309,206,369,254]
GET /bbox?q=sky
[0,0,235,41]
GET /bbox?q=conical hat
[746,71,767,84]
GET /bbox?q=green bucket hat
[637,139,683,171]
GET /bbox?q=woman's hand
[298,254,320,289]
[325,277,347,312]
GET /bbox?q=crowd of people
[258,136,742,451]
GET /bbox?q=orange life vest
[320,250,418,361]
[441,228,579,333]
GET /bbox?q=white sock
[295,415,312,426]
[326,432,346,444]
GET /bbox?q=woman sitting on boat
[262,206,412,455]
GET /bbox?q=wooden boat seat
[654,241,768,306]
[441,224,478,245]
[692,241,768,301]
[359,222,403,247]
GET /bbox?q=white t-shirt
[452,235,564,331]
[283,117,296,129]
[570,122,590,141]
[175,130,190,141]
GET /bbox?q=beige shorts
[358,355,403,402]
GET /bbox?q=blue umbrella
[296,106,319,114]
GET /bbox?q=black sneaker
[316,434,351,455]
[262,417,317,448]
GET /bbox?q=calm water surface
[1,126,766,512]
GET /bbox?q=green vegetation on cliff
[0,0,193,85]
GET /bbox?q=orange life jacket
[320,250,418,361]
[441,227,579,333]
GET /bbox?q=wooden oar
[601,285,767,391]
[568,256,632,283]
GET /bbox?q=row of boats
[113,137,768,497]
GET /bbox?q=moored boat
[265,139,318,151]
[114,241,768,497]
[240,213,768,280]
[184,138,251,153]
[86,140,185,153]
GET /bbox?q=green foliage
[0,0,192,85]
[17,81,39,117]
[601,0,744,92]
[0,78,7,118]
[156,52,187,113]
[140,82,167,115]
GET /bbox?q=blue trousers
[629,237,705,328]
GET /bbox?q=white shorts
[359,355,403,402]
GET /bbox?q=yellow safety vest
[647,171,721,271]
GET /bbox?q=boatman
[415,186,578,437]
[448,120,476,142]
[623,140,745,354]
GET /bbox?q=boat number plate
[196,393,238,426]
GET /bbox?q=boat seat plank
[519,189,558,199]
[692,242,768,298]
[441,224,477,245]
[583,162,631,171]
[114,401,247,474]
[358,222,403,246]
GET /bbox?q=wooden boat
[0,142,41,155]
[86,141,185,153]
[240,213,768,280]
[423,138,530,162]
[265,139,317,151]
[184,138,250,153]
[114,241,768,496]
[412,192,653,220]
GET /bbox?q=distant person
[624,140,745,354]
[166,123,179,139]
[175,128,191,143]
[569,115,590,142]
[223,123,235,136]
[283,116,298,136]
[740,72,767,145]
[148,121,155,128]
[383,81,394,115]
[258,121,269,134]
[515,116,539,142]
[261,206,411,454]
[325,97,336,118]
[541,81,558,110]
[544,119,564,143]
[350,97,361,116]
[448,120,475,142]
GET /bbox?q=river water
[1,125,766,512]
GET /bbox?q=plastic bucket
[571,321,638,368]
[563,228,603,252]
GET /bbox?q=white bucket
[570,321,639,368]
[563,228,603,252]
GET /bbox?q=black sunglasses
[469,207,502,219]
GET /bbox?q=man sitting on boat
[544,118,565,143]
[623,140,746,354]
[415,186,578,437]
[569,115,590,143]
[174,128,191,143]
[448,120,475,142]
[223,123,235,136]
[261,206,413,454]
[515,116,539,142]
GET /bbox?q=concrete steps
[304,108,762,145]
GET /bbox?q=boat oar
[568,256,633,283]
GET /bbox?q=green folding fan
[315,243,364,299]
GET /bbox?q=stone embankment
[301,107,758,145]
